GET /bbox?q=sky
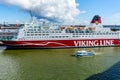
[0,0,120,25]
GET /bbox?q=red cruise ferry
[1,15,120,49]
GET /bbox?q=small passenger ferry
[75,50,95,57]
[1,15,120,49]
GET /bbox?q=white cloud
[0,0,82,24]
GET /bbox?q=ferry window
[73,34,75,35]
[55,36,57,38]
[97,33,99,35]
[27,34,30,36]
[51,31,54,33]
[52,36,54,38]
[31,34,33,36]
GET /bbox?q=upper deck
[10,23,119,41]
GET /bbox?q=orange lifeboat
[89,27,96,31]
[78,27,85,30]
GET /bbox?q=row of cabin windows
[25,31,61,33]
[72,35,114,38]
[24,32,118,35]
[0,35,116,39]
[20,34,119,40]
[0,33,14,35]
[24,33,118,36]
[73,33,118,35]
[24,29,61,33]
[73,36,93,37]
[24,30,118,34]
[24,34,117,39]
[24,34,49,36]
[25,29,40,31]
[28,34,116,38]
[22,36,69,39]
[0,36,13,37]
[0,36,13,39]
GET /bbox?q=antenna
[28,10,33,22]
[30,10,33,22]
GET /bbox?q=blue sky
[0,4,30,23]
[0,0,120,24]
[76,0,120,24]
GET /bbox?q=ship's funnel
[91,15,101,25]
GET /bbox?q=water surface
[0,47,120,80]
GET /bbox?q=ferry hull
[2,39,120,49]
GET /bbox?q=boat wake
[94,52,102,55]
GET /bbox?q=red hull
[2,39,120,48]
